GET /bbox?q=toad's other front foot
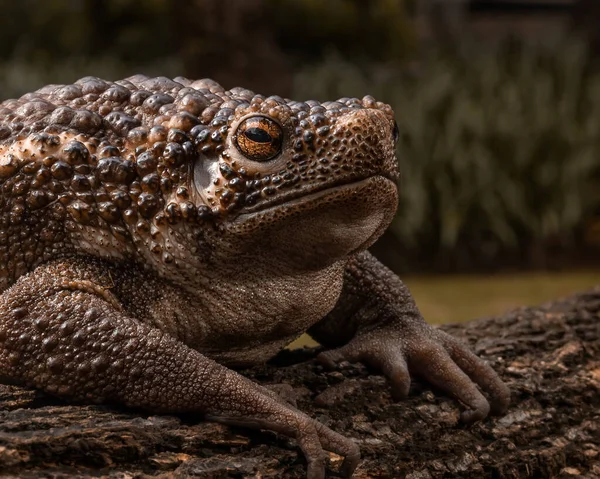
[208,405,360,479]
[317,322,510,423]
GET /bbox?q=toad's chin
[225,176,398,270]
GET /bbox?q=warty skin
[0,76,510,478]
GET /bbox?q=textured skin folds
[0,76,509,478]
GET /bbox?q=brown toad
[0,76,509,479]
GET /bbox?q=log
[0,288,599,478]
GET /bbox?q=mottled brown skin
[0,76,509,478]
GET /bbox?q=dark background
[1,0,600,276]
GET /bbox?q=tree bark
[0,288,599,478]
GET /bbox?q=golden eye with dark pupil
[235,116,283,162]
[244,127,272,143]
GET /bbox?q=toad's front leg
[309,251,510,422]
[0,259,359,479]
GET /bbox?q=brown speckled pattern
[0,77,508,479]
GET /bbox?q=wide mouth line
[236,173,397,219]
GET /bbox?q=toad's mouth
[227,174,399,261]
[234,172,399,220]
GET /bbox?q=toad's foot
[317,322,510,423]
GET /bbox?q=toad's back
[0,76,190,290]
[0,76,280,291]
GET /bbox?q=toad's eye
[392,120,399,143]
[234,116,283,161]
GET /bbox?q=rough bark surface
[0,288,599,478]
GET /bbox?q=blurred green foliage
[0,0,417,99]
[0,0,181,98]
[294,40,600,271]
[0,0,176,63]
[266,0,417,62]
